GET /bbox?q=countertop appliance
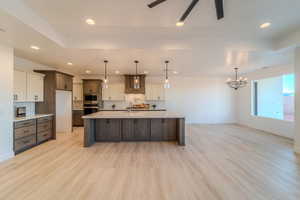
[16,107,26,117]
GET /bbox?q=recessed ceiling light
[115,70,120,74]
[86,18,95,25]
[173,71,178,74]
[67,62,73,66]
[30,45,40,50]
[143,71,149,74]
[176,21,184,27]
[85,70,91,74]
[260,22,271,29]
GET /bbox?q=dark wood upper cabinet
[83,79,102,94]
[124,75,146,94]
[56,73,73,91]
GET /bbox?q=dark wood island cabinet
[83,111,185,147]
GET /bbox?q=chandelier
[226,68,248,90]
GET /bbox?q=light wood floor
[0,125,300,200]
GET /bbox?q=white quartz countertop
[14,114,54,122]
[82,111,184,119]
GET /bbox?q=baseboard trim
[0,151,14,163]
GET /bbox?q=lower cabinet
[93,118,177,143]
[37,116,53,143]
[73,110,84,126]
[95,119,121,142]
[150,119,177,141]
[122,119,150,141]
[14,116,53,154]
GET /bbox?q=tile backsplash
[14,102,35,117]
[103,94,166,109]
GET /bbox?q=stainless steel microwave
[84,95,98,101]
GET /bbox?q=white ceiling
[0,0,299,75]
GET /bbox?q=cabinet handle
[106,119,110,124]
[14,94,18,101]
[23,130,30,133]
[22,122,31,126]
[64,84,67,90]
[43,133,48,137]
[162,119,165,124]
[23,140,31,144]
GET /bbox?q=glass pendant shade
[133,60,140,89]
[164,61,170,89]
[164,79,170,89]
[102,60,109,89]
[133,75,140,89]
[103,78,108,89]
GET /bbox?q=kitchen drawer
[14,119,36,129]
[37,116,53,124]
[14,135,36,152]
[37,121,52,133]
[37,130,52,143]
[15,125,36,140]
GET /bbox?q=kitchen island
[82,111,185,147]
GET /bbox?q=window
[252,74,295,121]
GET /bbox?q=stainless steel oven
[84,103,99,115]
[84,94,98,104]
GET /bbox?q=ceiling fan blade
[215,0,224,20]
[179,0,199,22]
[148,0,168,8]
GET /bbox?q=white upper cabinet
[146,84,165,101]
[27,73,44,102]
[103,83,125,101]
[73,83,83,101]
[13,70,44,102]
[13,70,27,102]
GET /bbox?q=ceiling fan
[147,0,224,25]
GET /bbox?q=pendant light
[164,60,170,89]
[134,60,140,89]
[103,60,109,89]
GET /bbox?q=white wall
[0,44,14,162]
[237,65,294,139]
[294,48,300,153]
[165,76,236,124]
